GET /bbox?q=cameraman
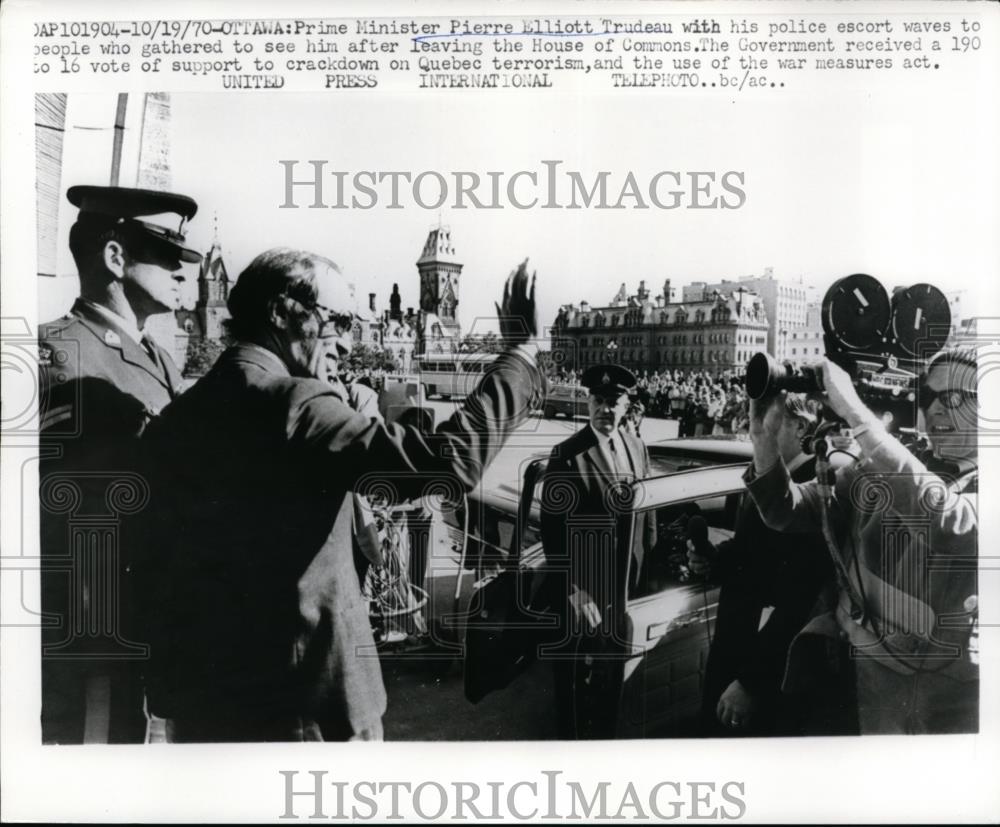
[744,348,979,734]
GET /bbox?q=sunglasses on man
[918,383,977,410]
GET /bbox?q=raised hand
[495,258,538,347]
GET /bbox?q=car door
[462,459,554,703]
[613,465,747,738]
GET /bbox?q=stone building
[416,225,462,355]
[552,279,769,374]
[779,302,825,366]
[173,236,232,373]
[684,268,807,357]
[379,284,419,372]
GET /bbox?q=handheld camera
[745,274,952,431]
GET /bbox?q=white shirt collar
[81,300,144,345]
[589,423,625,448]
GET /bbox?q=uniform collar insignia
[104,329,122,347]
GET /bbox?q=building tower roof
[417,223,459,266]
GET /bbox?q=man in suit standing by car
[139,251,543,742]
[687,393,836,736]
[38,185,202,743]
[541,364,654,739]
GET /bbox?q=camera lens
[745,352,820,400]
[745,353,775,399]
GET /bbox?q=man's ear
[102,240,127,279]
[267,297,290,331]
[796,417,811,441]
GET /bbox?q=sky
[39,79,997,339]
[151,84,997,337]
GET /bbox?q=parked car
[647,436,753,473]
[542,384,589,419]
[432,453,750,738]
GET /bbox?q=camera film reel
[822,273,950,366]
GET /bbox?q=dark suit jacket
[703,456,831,731]
[140,342,542,740]
[38,299,183,742]
[540,425,654,618]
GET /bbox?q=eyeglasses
[918,383,977,409]
[310,302,355,338]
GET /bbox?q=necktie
[608,435,627,480]
[141,335,165,378]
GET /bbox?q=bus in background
[414,353,498,399]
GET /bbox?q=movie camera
[745,274,952,430]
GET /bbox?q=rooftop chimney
[369,293,376,313]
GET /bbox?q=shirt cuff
[743,454,791,494]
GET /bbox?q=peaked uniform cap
[67,185,202,263]
[581,363,637,396]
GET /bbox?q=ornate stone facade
[553,280,770,374]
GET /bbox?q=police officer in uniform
[38,186,202,743]
[540,364,655,738]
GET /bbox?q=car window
[628,491,741,599]
[648,455,719,475]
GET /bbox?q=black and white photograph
[2,0,999,822]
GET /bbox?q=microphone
[685,515,715,578]
[685,514,717,649]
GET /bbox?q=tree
[182,337,229,378]
[347,343,398,374]
[459,332,502,354]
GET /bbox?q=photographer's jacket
[745,428,977,730]
[139,342,542,741]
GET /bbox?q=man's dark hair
[927,345,978,377]
[68,217,136,288]
[226,247,339,341]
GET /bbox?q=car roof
[649,436,754,459]
[468,458,748,521]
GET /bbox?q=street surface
[381,405,680,740]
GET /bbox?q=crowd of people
[552,367,752,435]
